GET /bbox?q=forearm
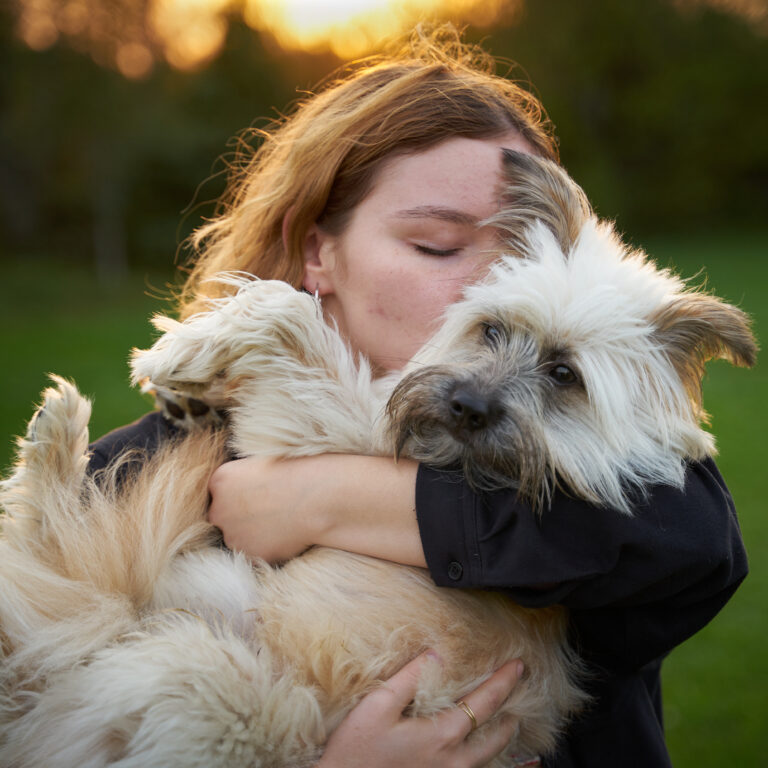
[207,453,426,567]
[312,455,426,568]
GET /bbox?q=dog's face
[387,152,756,512]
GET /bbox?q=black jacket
[416,461,747,767]
[90,412,748,768]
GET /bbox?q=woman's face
[303,134,533,374]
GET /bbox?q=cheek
[361,265,427,323]
[360,276,404,320]
[400,279,449,319]
[419,275,475,324]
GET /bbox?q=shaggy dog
[0,152,755,768]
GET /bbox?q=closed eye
[413,244,462,257]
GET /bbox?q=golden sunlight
[243,0,508,59]
[13,0,766,79]
[16,0,60,52]
[150,0,231,71]
[13,0,510,78]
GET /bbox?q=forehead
[366,134,533,219]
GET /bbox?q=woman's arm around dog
[208,451,747,767]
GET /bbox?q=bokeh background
[1,1,766,764]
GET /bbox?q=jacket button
[448,561,463,581]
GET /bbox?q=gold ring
[457,700,478,731]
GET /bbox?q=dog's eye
[483,324,503,346]
[549,364,578,386]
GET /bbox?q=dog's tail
[90,431,226,607]
[0,378,223,671]
[1,376,92,548]
[0,377,134,680]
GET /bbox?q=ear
[301,224,338,297]
[494,150,592,257]
[652,292,757,405]
[654,293,757,368]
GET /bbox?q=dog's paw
[142,382,227,431]
[131,275,321,402]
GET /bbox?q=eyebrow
[390,206,480,226]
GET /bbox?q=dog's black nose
[448,388,496,434]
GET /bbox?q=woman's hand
[207,454,426,566]
[207,456,320,561]
[317,653,525,768]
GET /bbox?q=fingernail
[515,661,525,679]
[425,649,444,665]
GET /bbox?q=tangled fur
[0,152,756,767]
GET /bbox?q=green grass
[1,231,766,765]
[0,259,176,473]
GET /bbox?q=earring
[314,283,320,302]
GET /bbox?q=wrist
[310,455,426,567]
[294,454,352,544]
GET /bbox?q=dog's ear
[652,292,757,407]
[495,150,593,257]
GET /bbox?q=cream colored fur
[0,378,577,768]
[0,152,755,767]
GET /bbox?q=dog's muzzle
[448,385,501,440]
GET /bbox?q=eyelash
[413,244,462,257]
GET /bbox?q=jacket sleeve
[415,457,748,669]
[87,411,180,475]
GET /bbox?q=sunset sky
[15,0,510,78]
[13,0,767,79]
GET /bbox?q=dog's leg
[132,276,386,456]
[0,375,159,590]
[130,277,330,404]
[0,380,222,677]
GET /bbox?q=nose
[448,387,497,434]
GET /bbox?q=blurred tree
[0,13,324,276]
[1,0,766,276]
[482,0,768,232]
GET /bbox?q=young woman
[90,27,747,768]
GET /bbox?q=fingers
[370,653,524,737]
[463,712,520,768]
[321,654,524,768]
[373,650,444,715]
[450,661,524,768]
[450,659,524,739]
